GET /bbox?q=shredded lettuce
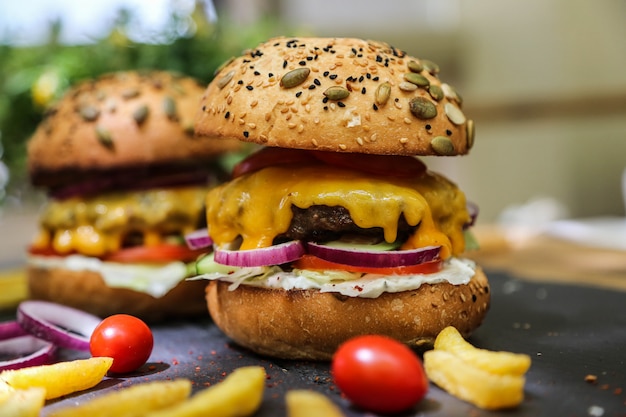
[191,255,477,298]
[28,254,190,298]
[464,229,481,251]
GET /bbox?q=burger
[193,37,489,359]
[26,70,239,322]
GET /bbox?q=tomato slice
[103,244,206,263]
[28,246,64,257]
[311,150,426,178]
[232,147,313,178]
[233,147,428,178]
[293,254,442,275]
[29,244,206,263]
[29,243,205,263]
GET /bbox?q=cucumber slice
[195,252,239,274]
[322,238,401,252]
[464,229,480,251]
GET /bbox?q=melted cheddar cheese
[33,186,209,257]
[206,163,469,258]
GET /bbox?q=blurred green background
[0,0,292,204]
[1,0,625,233]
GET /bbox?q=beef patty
[275,205,415,244]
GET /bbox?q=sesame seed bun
[195,36,473,156]
[27,266,209,323]
[28,70,240,188]
[206,267,490,360]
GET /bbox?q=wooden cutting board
[468,225,626,292]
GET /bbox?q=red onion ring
[306,242,441,268]
[465,201,479,229]
[184,228,214,250]
[0,335,56,371]
[17,301,101,351]
[215,240,306,267]
[0,320,27,341]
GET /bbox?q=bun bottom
[206,267,490,360]
[27,266,208,323]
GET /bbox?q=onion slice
[215,241,306,267]
[306,242,441,269]
[465,201,479,229]
[185,228,214,250]
[17,301,102,351]
[0,320,27,341]
[0,335,56,371]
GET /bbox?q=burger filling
[31,186,208,257]
[194,253,476,298]
[194,149,478,297]
[207,161,468,256]
[27,186,209,297]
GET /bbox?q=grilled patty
[275,205,415,244]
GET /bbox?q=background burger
[193,37,489,359]
[26,70,239,322]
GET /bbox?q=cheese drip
[33,186,209,257]
[206,163,469,258]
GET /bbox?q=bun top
[195,37,474,156]
[28,70,240,185]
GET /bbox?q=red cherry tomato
[90,314,154,374]
[332,335,428,414]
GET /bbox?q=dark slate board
[4,270,625,417]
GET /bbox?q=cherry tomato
[103,244,206,263]
[90,314,154,374]
[293,254,442,275]
[332,335,428,414]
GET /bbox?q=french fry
[433,326,531,376]
[47,379,192,417]
[424,326,531,410]
[145,366,266,417]
[0,357,113,400]
[424,350,525,410]
[0,379,11,398]
[0,387,46,417]
[286,390,345,417]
